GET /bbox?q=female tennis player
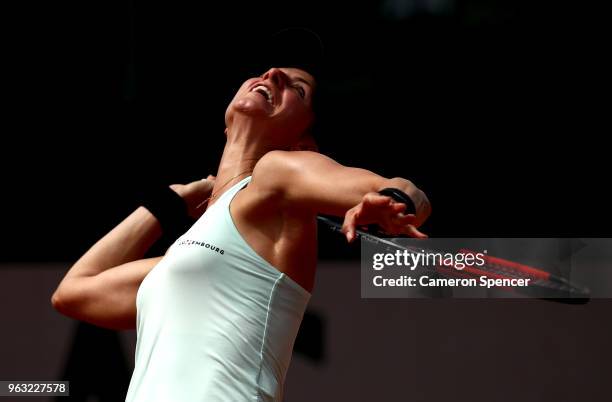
[51,49,431,400]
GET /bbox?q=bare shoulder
[248,149,377,216]
[255,150,335,171]
[242,150,336,212]
[252,150,338,187]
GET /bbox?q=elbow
[51,288,69,314]
[51,283,79,317]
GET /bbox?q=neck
[211,122,277,201]
[217,126,273,173]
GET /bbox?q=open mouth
[250,84,273,104]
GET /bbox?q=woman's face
[225,67,316,144]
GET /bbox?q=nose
[262,68,286,89]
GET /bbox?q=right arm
[51,177,214,330]
[52,257,163,330]
[51,207,164,330]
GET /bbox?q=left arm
[251,150,431,225]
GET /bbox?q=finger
[390,202,406,212]
[345,215,358,243]
[363,193,393,206]
[372,199,407,217]
[402,225,428,238]
[341,209,359,243]
[344,222,356,243]
[395,213,417,225]
[341,211,353,234]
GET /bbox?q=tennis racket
[317,216,590,303]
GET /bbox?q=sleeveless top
[125,176,311,402]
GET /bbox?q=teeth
[251,85,273,104]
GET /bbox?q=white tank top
[126,176,311,402]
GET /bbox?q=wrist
[381,178,431,226]
[141,185,194,238]
[385,177,414,195]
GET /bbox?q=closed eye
[292,84,306,99]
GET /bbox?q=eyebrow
[292,76,314,88]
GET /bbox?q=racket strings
[317,216,589,297]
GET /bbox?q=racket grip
[378,188,417,215]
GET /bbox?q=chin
[235,98,272,117]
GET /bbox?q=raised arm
[51,206,164,330]
[51,177,214,330]
[250,150,431,225]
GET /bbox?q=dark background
[3,0,611,261]
[2,2,612,402]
